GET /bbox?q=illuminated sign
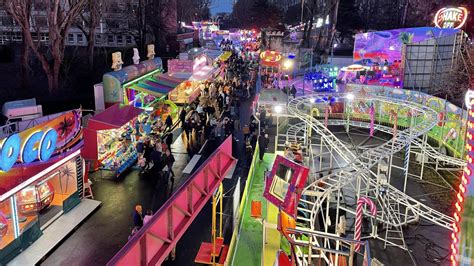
[0,129,58,172]
[193,55,208,72]
[434,7,468,29]
[452,90,474,264]
[260,51,282,62]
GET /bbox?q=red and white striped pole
[369,103,375,137]
[324,104,331,128]
[354,196,377,252]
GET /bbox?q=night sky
[210,0,233,15]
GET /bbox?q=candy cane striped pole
[369,104,375,137]
[355,196,377,252]
[324,104,330,128]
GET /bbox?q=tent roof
[88,103,143,130]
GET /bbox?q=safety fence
[225,143,260,265]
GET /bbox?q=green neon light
[123,68,163,88]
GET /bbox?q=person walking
[179,108,186,127]
[150,145,162,172]
[164,149,175,177]
[243,124,250,141]
[258,133,269,161]
[165,132,173,152]
[165,114,173,131]
[291,85,297,98]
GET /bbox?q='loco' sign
[0,129,58,172]
[434,7,468,29]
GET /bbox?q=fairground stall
[0,109,84,264]
[103,55,179,127]
[83,104,144,176]
[191,21,219,43]
[168,49,222,105]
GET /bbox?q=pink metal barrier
[107,136,236,266]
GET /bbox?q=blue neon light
[0,128,58,172]
[22,131,43,164]
[39,129,57,161]
[0,134,21,172]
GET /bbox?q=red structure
[263,155,310,217]
[107,136,236,266]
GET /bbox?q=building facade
[0,0,140,47]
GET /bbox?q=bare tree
[147,0,177,53]
[178,0,212,23]
[77,0,101,68]
[301,0,339,51]
[6,0,88,93]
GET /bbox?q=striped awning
[218,51,232,62]
[127,74,185,97]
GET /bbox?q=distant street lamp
[283,59,294,70]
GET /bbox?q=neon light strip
[122,69,162,88]
[0,150,81,202]
[10,195,20,237]
[451,94,474,265]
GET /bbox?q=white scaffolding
[277,92,464,265]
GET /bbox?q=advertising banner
[168,59,193,74]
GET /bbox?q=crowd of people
[261,70,297,98]
[179,46,258,154]
[128,43,259,245]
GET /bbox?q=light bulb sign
[434,7,468,29]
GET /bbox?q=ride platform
[194,237,229,265]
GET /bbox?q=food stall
[168,80,202,104]
[167,50,220,105]
[83,104,144,176]
[0,109,84,264]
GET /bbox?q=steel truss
[279,92,461,265]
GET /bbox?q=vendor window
[15,159,78,228]
[0,198,18,250]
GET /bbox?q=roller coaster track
[285,120,466,167]
[285,93,455,264]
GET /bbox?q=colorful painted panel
[263,155,310,217]
[0,110,82,197]
[353,27,459,63]
[168,59,193,74]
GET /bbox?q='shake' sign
[434,7,468,29]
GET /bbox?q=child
[143,210,153,224]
